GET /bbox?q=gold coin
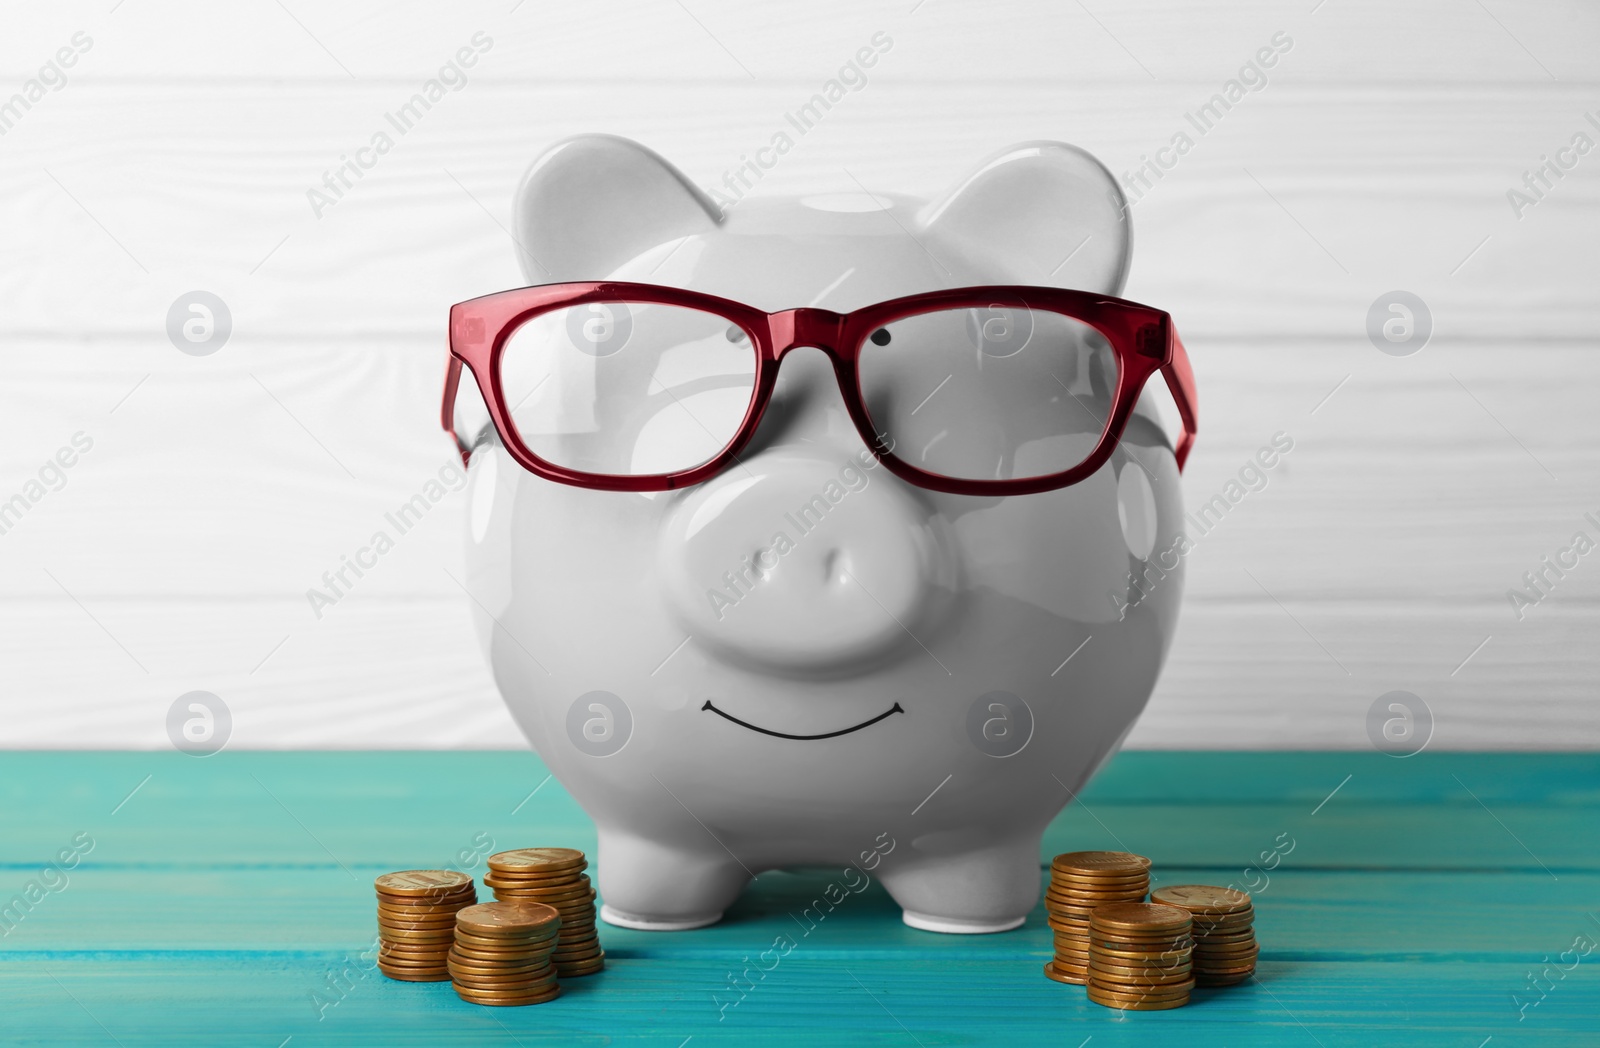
[377,952,450,966]
[377,894,473,911]
[376,870,475,896]
[1196,954,1260,968]
[1091,903,1191,933]
[378,887,474,902]
[454,928,560,953]
[1086,986,1190,1011]
[450,966,559,987]
[485,871,588,887]
[1087,980,1194,1000]
[379,913,459,927]
[376,940,451,960]
[1051,850,1151,872]
[372,928,451,947]
[1088,974,1194,993]
[454,982,563,1005]
[1092,947,1192,965]
[455,901,561,935]
[448,960,552,974]
[490,885,594,902]
[449,945,552,964]
[1042,960,1088,985]
[486,870,589,887]
[487,848,586,873]
[379,967,449,982]
[1092,931,1192,947]
[556,956,606,974]
[378,898,473,915]
[1047,881,1147,897]
[1196,971,1253,986]
[1195,942,1260,958]
[1151,885,1252,914]
[556,948,604,963]
[374,940,451,960]
[1191,926,1256,942]
[1091,961,1192,980]
[1087,955,1188,972]
[451,929,558,947]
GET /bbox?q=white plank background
[1,0,1597,749]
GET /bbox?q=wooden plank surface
[1,751,1596,1045]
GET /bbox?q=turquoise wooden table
[3,751,1596,1046]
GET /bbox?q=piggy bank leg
[877,834,1040,934]
[595,831,750,931]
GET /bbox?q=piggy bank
[450,135,1191,933]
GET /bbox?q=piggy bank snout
[657,452,956,673]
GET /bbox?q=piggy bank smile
[447,134,1196,933]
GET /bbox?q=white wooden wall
[2,0,1597,749]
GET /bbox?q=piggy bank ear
[512,134,722,282]
[920,141,1131,294]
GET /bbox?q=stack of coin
[374,870,478,982]
[448,900,562,1006]
[1151,885,1258,986]
[1086,902,1195,1011]
[1042,851,1151,985]
[486,848,604,977]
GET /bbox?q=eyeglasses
[442,282,1197,496]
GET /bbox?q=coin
[1151,885,1252,914]
[450,965,559,985]
[1087,986,1194,1007]
[1195,943,1257,958]
[379,953,450,968]
[455,901,561,935]
[454,924,560,945]
[453,984,563,1006]
[1091,903,1191,931]
[376,870,475,896]
[488,848,586,872]
[379,966,449,982]
[1086,986,1190,1011]
[1043,960,1088,985]
[1088,973,1194,992]
[1052,850,1151,871]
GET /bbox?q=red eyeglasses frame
[443,282,1197,497]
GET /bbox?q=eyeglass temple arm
[441,356,473,468]
[1161,328,1198,473]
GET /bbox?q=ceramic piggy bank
[448,135,1195,933]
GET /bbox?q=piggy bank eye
[869,328,892,346]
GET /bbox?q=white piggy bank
[452,135,1190,933]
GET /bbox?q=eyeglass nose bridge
[768,307,847,358]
